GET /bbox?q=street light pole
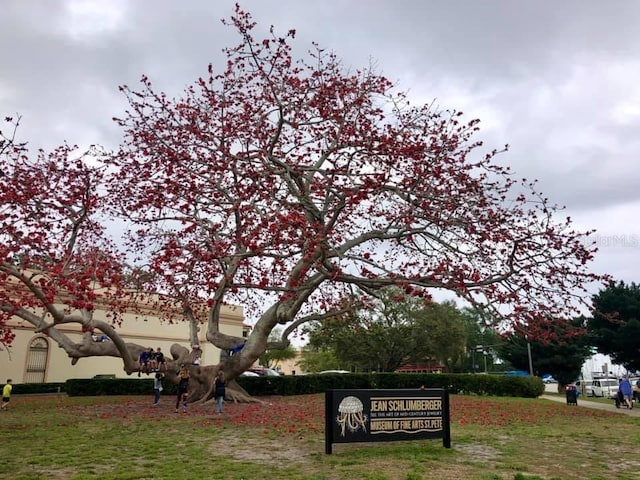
[473,345,484,374]
[527,341,534,376]
[472,348,476,374]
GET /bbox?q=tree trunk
[165,344,261,405]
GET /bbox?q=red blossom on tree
[0,116,140,367]
[0,8,607,405]
[103,5,605,385]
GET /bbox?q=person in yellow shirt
[1,379,12,410]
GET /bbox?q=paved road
[541,394,640,417]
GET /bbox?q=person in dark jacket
[155,347,166,373]
[176,365,190,413]
[138,349,150,377]
[214,370,227,414]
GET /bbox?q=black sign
[325,388,450,454]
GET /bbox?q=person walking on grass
[1,379,12,410]
[153,372,164,406]
[619,377,633,409]
[214,370,227,414]
[175,365,190,413]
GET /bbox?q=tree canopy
[416,301,467,372]
[459,308,503,373]
[588,281,640,372]
[296,349,344,374]
[497,316,592,385]
[258,328,297,369]
[1,7,605,402]
[303,291,467,372]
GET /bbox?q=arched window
[25,337,49,383]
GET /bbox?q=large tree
[414,301,467,372]
[2,8,604,404]
[460,308,503,373]
[303,292,467,372]
[258,328,297,369]
[303,288,422,372]
[297,348,344,374]
[497,316,593,386]
[588,281,640,372]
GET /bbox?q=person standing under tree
[214,370,227,414]
[1,379,12,410]
[175,365,190,413]
[152,373,164,406]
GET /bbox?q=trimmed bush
[66,378,154,396]
[58,372,543,398]
[11,382,66,395]
[236,372,544,398]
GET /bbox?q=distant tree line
[260,282,640,386]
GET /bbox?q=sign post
[325,388,450,454]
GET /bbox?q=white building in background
[581,353,628,380]
[0,299,244,384]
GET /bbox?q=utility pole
[473,345,484,374]
[472,348,476,374]
[527,341,534,376]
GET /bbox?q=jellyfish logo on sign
[336,395,368,437]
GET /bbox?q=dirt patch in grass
[211,434,315,464]
[23,467,79,480]
[455,443,501,462]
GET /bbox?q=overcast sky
[2,0,640,295]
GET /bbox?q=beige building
[270,350,307,376]
[0,302,245,384]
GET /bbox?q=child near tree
[1,379,12,410]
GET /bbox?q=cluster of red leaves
[47,394,616,435]
[450,396,612,426]
[215,395,325,436]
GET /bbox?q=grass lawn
[1,393,639,480]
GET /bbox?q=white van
[574,380,593,396]
[589,378,619,398]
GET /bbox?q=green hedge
[65,378,154,396]
[236,373,544,398]
[11,382,66,395]
[20,373,542,398]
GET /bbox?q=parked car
[247,367,281,376]
[589,378,619,398]
[574,380,593,397]
[239,370,259,377]
[319,370,350,374]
